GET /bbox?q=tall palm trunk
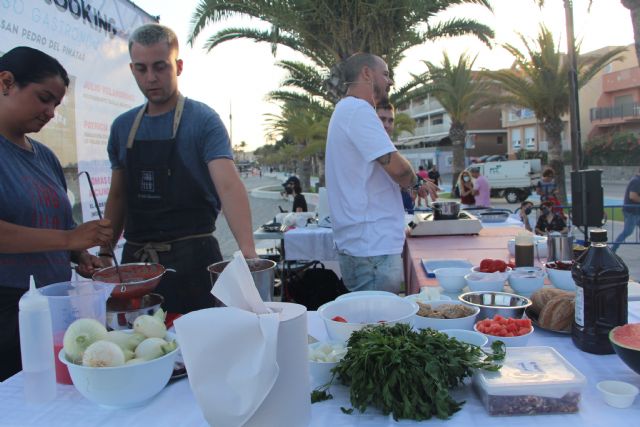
[316,154,326,188]
[449,121,467,191]
[622,0,640,65]
[543,117,567,203]
[299,143,313,192]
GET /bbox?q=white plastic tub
[473,346,586,416]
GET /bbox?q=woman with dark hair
[0,46,113,380]
[289,177,308,212]
[535,200,568,235]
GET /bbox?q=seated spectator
[519,200,534,232]
[458,170,475,208]
[535,201,568,235]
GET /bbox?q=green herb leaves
[332,323,505,421]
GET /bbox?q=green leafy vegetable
[310,389,333,403]
[332,323,505,421]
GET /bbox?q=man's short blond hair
[129,23,179,53]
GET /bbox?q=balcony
[602,67,640,92]
[590,103,640,124]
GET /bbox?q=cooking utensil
[547,232,574,262]
[208,258,277,302]
[93,263,175,299]
[78,171,123,283]
[431,201,460,220]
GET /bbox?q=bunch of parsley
[323,323,505,421]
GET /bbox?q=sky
[132,0,636,152]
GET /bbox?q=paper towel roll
[244,302,310,427]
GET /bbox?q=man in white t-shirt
[325,53,436,293]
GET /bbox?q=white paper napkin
[174,252,281,427]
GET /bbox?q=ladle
[78,171,124,285]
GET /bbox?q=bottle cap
[590,228,607,242]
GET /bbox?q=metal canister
[546,232,574,262]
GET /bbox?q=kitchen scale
[410,211,483,237]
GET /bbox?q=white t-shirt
[325,97,405,257]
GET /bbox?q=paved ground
[215,173,639,280]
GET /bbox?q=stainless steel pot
[208,258,277,302]
[432,201,461,220]
[547,232,574,262]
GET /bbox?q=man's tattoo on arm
[377,153,391,165]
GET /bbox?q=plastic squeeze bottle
[572,229,628,355]
[19,275,57,403]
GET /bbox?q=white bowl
[59,332,179,408]
[474,322,534,347]
[597,380,639,409]
[336,290,398,300]
[508,267,545,297]
[441,329,488,347]
[508,236,548,258]
[433,267,471,293]
[471,266,512,277]
[308,341,346,388]
[465,272,505,293]
[545,261,576,291]
[412,300,480,331]
[405,290,452,304]
[318,295,418,342]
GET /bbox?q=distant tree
[410,52,492,189]
[622,0,640,64]
[486,26,625,202]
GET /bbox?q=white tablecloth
[2,304,640,427]
[284,227,339,261]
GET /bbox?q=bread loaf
[530,288,574,315]
[538,296,574,332]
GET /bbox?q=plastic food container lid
[475,346,586,399]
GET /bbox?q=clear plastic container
[473,346,586,416]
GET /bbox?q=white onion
[133,309,167,339]
[82,340,125,367]
[309,342,347,363]
[63,318,108,363]
[105,330,145,352]
[135,337,177,361]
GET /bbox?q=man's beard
[374,83,389,105]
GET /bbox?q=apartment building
[395,94,506,174]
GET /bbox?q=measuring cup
[39,281,112,384]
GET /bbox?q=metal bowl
[458,291,531,320]
[93,263,173,299]
[432,201,460,220]
[106,293,164,330]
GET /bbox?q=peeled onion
[82,340,125,367]
[63,318,108,363]
[133,309,167,339]
[135,337,177,361]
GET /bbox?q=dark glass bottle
[572,229,628,354]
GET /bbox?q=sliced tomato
[332,316,348,323]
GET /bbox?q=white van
[466,159,542,203]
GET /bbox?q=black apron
[122,95,221,313]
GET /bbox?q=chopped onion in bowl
[308,342,347,363]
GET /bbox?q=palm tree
[486,26,626,202]
[188,0,495,102]
[265,101,330,190]
[622,0,640,64]
[410,52,492,189]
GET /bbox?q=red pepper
[332,316,348,323]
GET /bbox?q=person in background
[415,165,430,207]
[289,176,308,212]
[325,53,437,293]
[0,47,113,381]
[612,167,640,253]
[102,24,257,314]
[535,200,568,235]
[428,165,440,187]
[519,200,535,232]
[470,166,491,208]
[376,101,414,214]
[458,170,475,208]
[536,167,558,202]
